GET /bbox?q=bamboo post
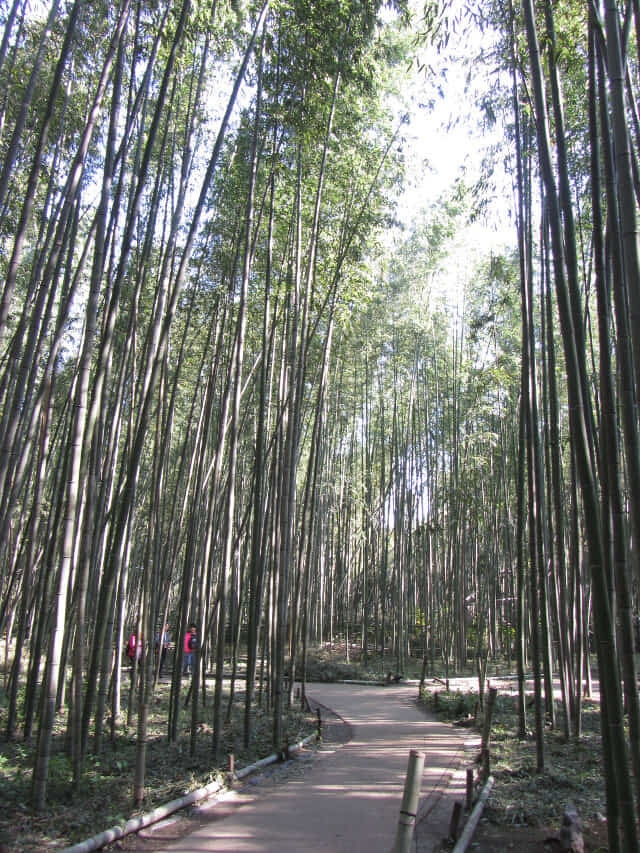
[480,686,498,751]
[481,747,490,781]
[449,801,463,841]
[452,776,494,853]
[393,750,425,853]
[466,767,474,809]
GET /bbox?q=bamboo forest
[0,0,639,849]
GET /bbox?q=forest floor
[417,671,609,852]
[0,648,614,851]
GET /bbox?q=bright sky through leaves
[388,0,516,306]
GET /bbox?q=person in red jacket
[126,632,141,662]
[183,623,197,675]
[126,631,142,685]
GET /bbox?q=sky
[386,0,518,306]
[398,0,514,214]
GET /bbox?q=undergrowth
[301,643,425,683]
[418,676,607,833]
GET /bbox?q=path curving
[161,683,474,853]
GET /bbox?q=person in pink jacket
[183,623,197,675]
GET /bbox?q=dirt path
[125,683,474,853]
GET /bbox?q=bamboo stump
[559,803,584,853]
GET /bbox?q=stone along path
[161,683,474,853]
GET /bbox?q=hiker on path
[126,632,142,663]
[183,623,197,675]
[126,631,142,686]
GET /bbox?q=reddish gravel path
[152,683,473,853]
